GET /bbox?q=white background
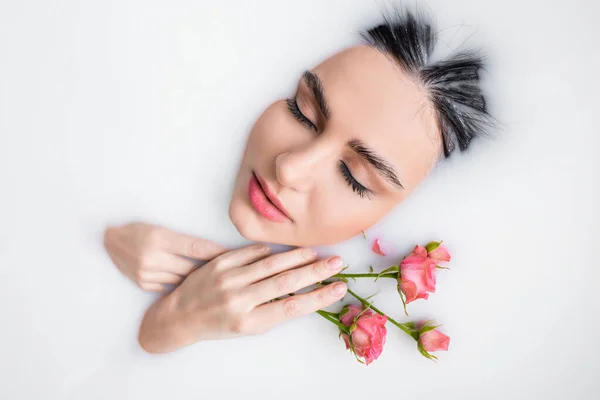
[1,0,599,399]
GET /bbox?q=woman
[104,9,491,353]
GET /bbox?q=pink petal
[400,254,431,270]
[423,262,437,292]
[420,329,450,352]
[356,314,387,337]
[351,328,372,349]
[401,268,428,295]
[356,320,387,365]
[363,353,375,365]
[341,333,351,350]
[363,347,380,365]
[371,239,387,256]
[340,304,362,326]
[416,292,429,301]
[428,245,451,263]
[399,280,418,303]
[412,245,428,257]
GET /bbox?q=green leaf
[380,265,400,274]
[419,322,442,335]
[347,337,365,365]
[425,241,442,253]
[353,353,365,364]
[356,305,371,319]
[354,294,378,319]
[417,342,438,362]
[403,321,417,330]
[399,321,419,340]
[369,265,374,273]
[397,283,409,316]
[377,265,399,281]
[436,265,450,270]
[364,293,378,303]
[339,305,351,319]
[362,230,367,239]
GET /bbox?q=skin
[105,223,348,353]
[229,45,441,246]
[104,45,443,353]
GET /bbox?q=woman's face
[229,45,441,246]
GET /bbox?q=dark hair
[361,9,492,157]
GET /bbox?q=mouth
[248,171,292,223]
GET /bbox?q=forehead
[312,45,441,187]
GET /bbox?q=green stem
[346,288,416,339]
[334,273,398,279]
[316,310,349,333]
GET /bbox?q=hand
[103,222,227,291]
[138,245,348,353]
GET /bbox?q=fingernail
[332,282,347,297]
[326,256,343,271]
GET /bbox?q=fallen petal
[371,238,387,256]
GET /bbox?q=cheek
[246,101,295,159]
[305,189,398,244]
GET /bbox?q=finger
[209,244,272,271]
[138,282,166,292]
[250,282,348,331]
[151,252,199,276]
[142,271,185,286]
[244,256,344,306]
[162,230,229,261]
[105,249,136,283]
[229,247,318,285]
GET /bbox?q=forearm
[138,293,195,354]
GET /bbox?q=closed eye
[286,96,371,199]
[339,161,371,199]
[286,97,317,131]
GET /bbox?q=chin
[229,198,265,243]
[229,197,355,247]
[228,199,297,246]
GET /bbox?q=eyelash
[339,161,370,198]
[286,97,371,199]
[286,97,317,131]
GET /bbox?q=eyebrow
[302,70,404,190]
[302,71,330,119]
[348,139,404,189]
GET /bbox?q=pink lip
[248,172,292,223]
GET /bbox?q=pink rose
[427,243,451,263]
[419,328,450,352]
[340,304,388,365]
[398,245,437,303]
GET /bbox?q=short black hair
[361,9,492,157]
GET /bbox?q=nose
[275,142,334,192]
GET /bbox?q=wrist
[138,291,192,354]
